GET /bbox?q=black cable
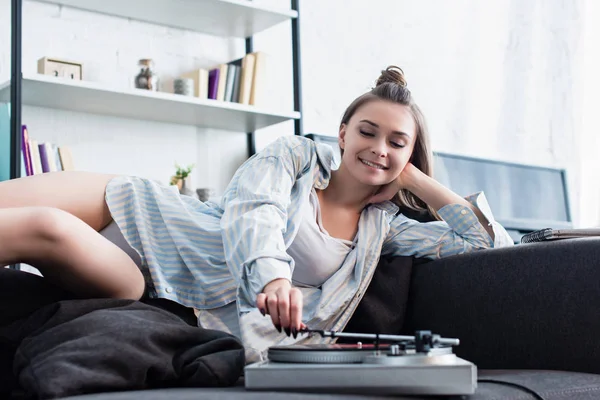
[477,378,546,400]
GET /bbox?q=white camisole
[287,189,356,287]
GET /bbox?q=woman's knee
[26,206,80,245]
[21,206,146,300]
[0,207,78,265]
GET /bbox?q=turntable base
[244,357,476,396]
[244,329,477,396]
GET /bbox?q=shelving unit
[2,0,303,271]
[3,0,303,180]
[0,74,301,132]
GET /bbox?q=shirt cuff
[464,192,494,222]
[420,192,514,249]
[465,191,515,247]
[437,203,480,236]
[238,258,293,313]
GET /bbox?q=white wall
[579,0,600,227]
[297,0,590,226]
[1,0,597,227]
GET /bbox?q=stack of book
[179,51,267,106]
[0,105,75,180]
[20,125,75,176]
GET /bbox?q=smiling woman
[335,66,434,215]
[251,66,513,358]
[0,65,515,364]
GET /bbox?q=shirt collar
[370,201,399,216]
[313,142,334,190]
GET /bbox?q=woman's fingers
[266,292,282,332]
[256,291,282,332]
[289,288,303,338]
[256,280,304,337]
[277,287,292,335]
[256,293,267,316]
[277,287,304,337]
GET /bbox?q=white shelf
[0,75,300,131]
[33,0,298,38]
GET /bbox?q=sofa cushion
[339,254,415,338]
[475,370,600,399]
[0,269,244,399]
[402,237,600,374]
[52,370,600,400]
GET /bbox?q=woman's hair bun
[375,65,407,88]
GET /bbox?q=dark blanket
[0,269,245,400]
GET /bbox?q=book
[52,143,63,171]
[38,142,51,173]
[249,51,267,106]
[229,54,254,104]
[216,63,229,101]
[44,142,58,172]
[58,146,75,171]
[208,68,220,100]
[224,64,238,102]
[22,125,33,176]
[29,139,43,175]
[521,228,600,244]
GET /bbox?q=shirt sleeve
[382,191,514,259]
[464,192,515,248]
[219,140,307,313]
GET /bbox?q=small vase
[135,59,158,91]
[179,178,194,197]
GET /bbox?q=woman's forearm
[403,165,495,240]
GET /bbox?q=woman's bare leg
[0,171,145,299]
[0,171,117,231]
[0,206,145,299]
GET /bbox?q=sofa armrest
[401,237,600,374]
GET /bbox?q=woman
[0,66,513,362]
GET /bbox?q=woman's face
[339,99,417,187]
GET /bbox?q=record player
[244,329,476,396]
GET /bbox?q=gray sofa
[4,236,600,399]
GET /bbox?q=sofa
[2,235,600,399]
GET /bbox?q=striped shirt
[105,135,514,363]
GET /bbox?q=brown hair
[340,65,440,220]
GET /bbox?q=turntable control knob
[390,344,400,355]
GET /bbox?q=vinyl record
[268,343,392,364]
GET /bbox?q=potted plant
[170,163,195,196]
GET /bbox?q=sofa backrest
[304,133,572,243]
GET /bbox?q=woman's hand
[256,278,304,338]
[369,162,420,204]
